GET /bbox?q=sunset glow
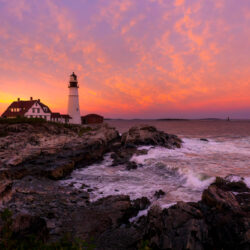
[0,0,249,118]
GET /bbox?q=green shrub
[78,127,92,136]
[138,240,151,250]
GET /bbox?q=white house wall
[25,102,51,120]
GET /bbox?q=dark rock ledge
[0,176,249,249]
[0,123,182,179]
[0,122,249,249]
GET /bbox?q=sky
[0,0,250,119]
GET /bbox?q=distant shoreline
[104,118,250,121]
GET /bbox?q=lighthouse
[67,72,81,124]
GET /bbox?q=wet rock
[135,149,148,156]
[80,183,89,189]
[200,179,250,250]
[126,161,139,170]
[121,178,250,250]
[133,197,151,211]
[202,185,241,212]
[217,176,249,192]
[154,189,165,199]
[200,138,209,142]
[202,177,249,212]
[121,125,182,149]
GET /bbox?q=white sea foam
[245,177,250,188]
[60,137,250,207]
[129,208,150,223]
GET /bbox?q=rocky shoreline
[0,121,249,249]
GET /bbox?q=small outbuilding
[81,114,103,124]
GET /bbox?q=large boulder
[201,177,250,250]
[69,195,149,241]
[121,125,182,148]
[141,203,209,250]
[135,177,250,250]
[0,212,48,246]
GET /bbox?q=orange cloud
[0,0,250,118]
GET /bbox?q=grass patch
[78,126,92,136]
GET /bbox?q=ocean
[61,120,250,208]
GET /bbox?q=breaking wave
[61,137,250,207]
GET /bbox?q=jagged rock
[200,138,209,142]
[111,125,182,169]
[133,197,151,211]
[66,195,147,241]
[133,178,250,250]
[126,161,139,170]
[154,189,165,199]
[42,160,75,180]
[0,123,120,180]
[1,121,249,249]
[121,125,182,148]
[0,181,13,205]
[11,214,49,241]
[202,185,241,212]
[0,212,49,244]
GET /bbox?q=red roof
[39,102,51,113]
[1,100,51,118]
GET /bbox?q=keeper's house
[1,97,71,124]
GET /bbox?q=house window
[37,108,40,113]
[32,108,35,113]
[30,115,33,118]
[44,116,47,120]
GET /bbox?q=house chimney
[30,97,33,100]
[38,99,40,102]
[17,98,20,101]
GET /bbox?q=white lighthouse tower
[67,72,81,124]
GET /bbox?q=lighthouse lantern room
[67,72,81,124]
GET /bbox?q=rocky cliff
[0,120,249,249]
